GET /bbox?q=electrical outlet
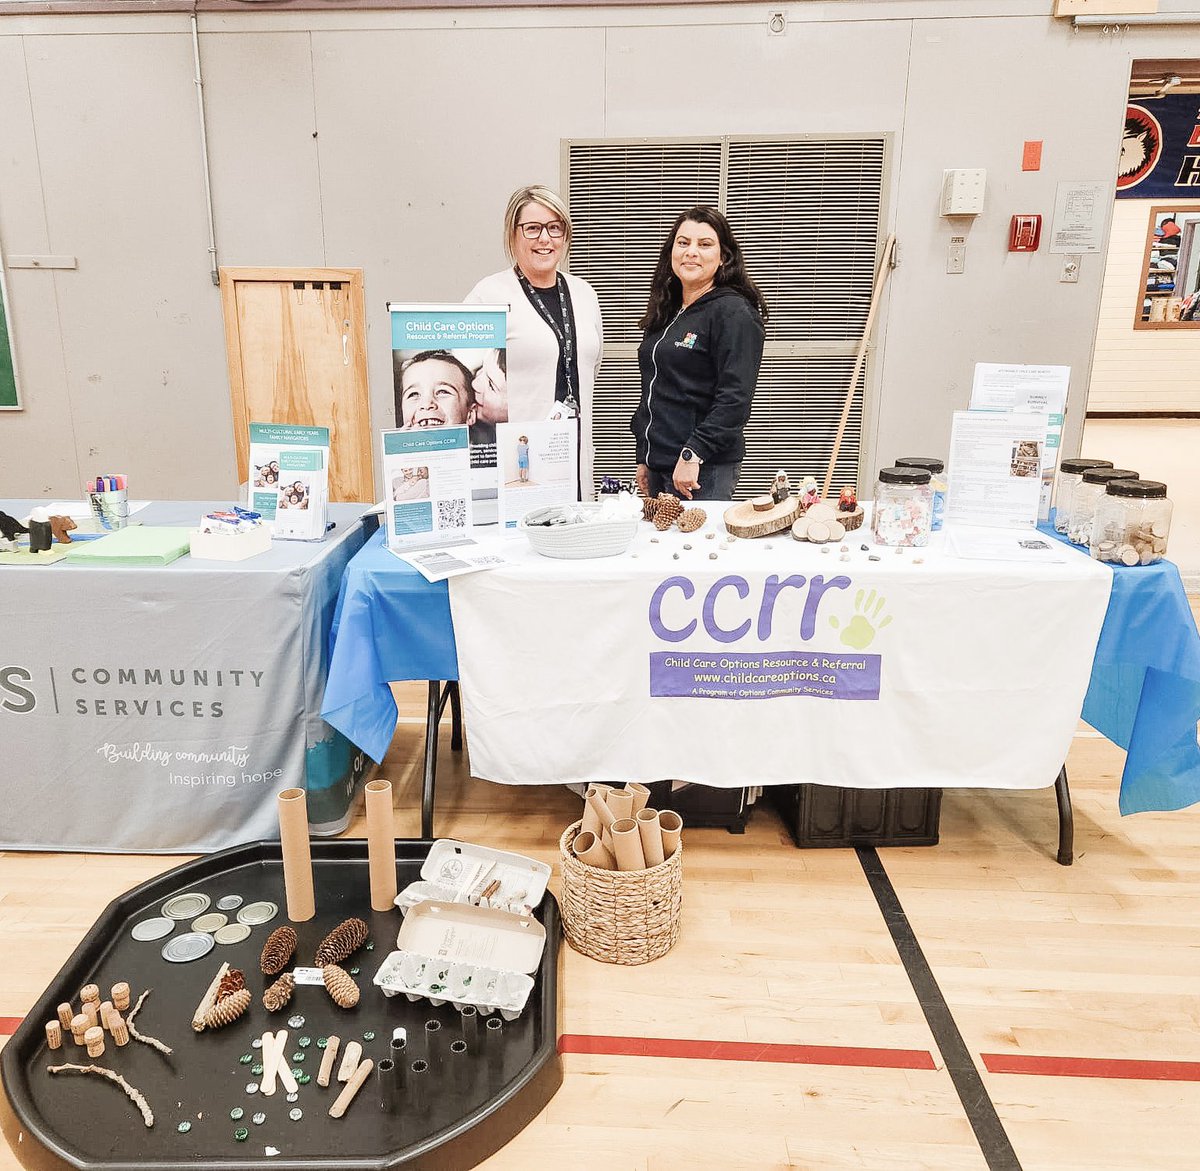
[947,238,966,275]
[1060,254,1081,283]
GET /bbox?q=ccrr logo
[1,666,36,714]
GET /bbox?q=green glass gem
[362,1031,375,1042]
[349,967,360,976]
[230,1108,244,1121]
[296,1072,311,1085]
[291,1051,305,1063]
[298,1036,312,1048]
[316,1037,328,1049]
[291,1068,303,1080]
[238,1053,253,1065]
[234,1128,249,1142]
[251,1063,264,1076]
[365,941,375,951]
[177,1121,192,1134]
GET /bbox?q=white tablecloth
[448,510,1111,790]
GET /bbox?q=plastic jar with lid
[1053,458,1113,534]
[1065,467,1138,547]
[1090,480,1171,566]
[872,466,933,547]
[895,457,947,531]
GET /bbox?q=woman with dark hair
[631,206,766,501]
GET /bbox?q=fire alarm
[1009,214,1042,253]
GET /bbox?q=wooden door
[221,267,373,503]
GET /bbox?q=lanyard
[514,269,579,417]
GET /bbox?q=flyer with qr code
[380,426,475,554]
[388,302,507,526]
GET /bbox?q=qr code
[437,498,468,529]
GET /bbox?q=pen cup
[90,490,129,531]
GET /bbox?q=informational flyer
[392,540,517,583]
[945,409,1046,530]
[969,363,1069,522]
[495,419,578,529]
[388,303,507,525]
[380,426,473,553]
[247,422,329,540]
[944,526,1069,564]
[1049,180,1107,254]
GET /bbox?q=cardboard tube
[365,779,398,912]
[606,788,634,820]
[317,1035,341,1087]
[627,783,651,815]
[580,784,611,836]
[610,817,647,872]
[572,830,616,871]
[329,1058,373,1119]
[277,787,315,922]
[584,788,617,837]
[659,810,683,858]
[636,808,666,867]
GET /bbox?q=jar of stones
[1066,467,1138,547]
[1053,458,1113,534]
[872,466,932,547]
[1090,479,1171,566]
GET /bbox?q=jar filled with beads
[872,466,932,547]
[895,457,947,531]
[1066,467,1138,547]
[1090,480,1171,566]
[1053,458,1112,534]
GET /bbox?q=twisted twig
[47,1063,154,1127]
[126,989,173,1056]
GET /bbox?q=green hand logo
[829,588,892,650]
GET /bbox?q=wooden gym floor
[2,676,1199,1170]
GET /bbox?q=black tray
[0,839,561,1170]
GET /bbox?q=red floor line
[559,1033,937,1070]
[0,1017,22,1037]
[983,1052,1200,1082]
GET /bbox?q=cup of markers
[88,474,129,530]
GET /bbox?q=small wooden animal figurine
[770,469,791,504]
[0,511,29,542]
[838,485,858,512]
[50,515,78,543]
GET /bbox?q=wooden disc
[807,520,831,543]
[750,495,776,512]
[724,496,802,539]
[791,517,811,541]
[828,520,846,540]
[805,502,838,523]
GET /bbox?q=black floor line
[856,846,1023,1171]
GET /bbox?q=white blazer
[464,267,604,495]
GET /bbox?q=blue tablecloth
[323,523,1200,814]
[322,527,459,763]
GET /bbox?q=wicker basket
[520,504,638,560]
[558,821,682,965]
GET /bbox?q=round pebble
[289,1108,303,1121]
[298,1036,312,1048]
[860,544,870,552]
[245,1083,258,1095]
[177,1121,192,1134]
[287,1015,305,1028]
[672,552,680,560]
[765,544,773,551]
[234,1128,249,1142]
[362,1031,375,1041]
[821,546,831,553]
[252,1112,266,1126]
[239,1054,253,1065]
[683,543,691,551]
[706,532,715,540]
[840,554,851,561]
[709,552,718,560]
[286,1092,298,1103]
[650,537,659,543]
[230,1108,244,1120]
[251,1063,264,1076]
[840,545,849,553]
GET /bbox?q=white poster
[247,422,329,541]
[970,363,1069,522]
[945,409,1046,530]
[495,419,579,530]
[1049,180,1107,254]
[380,425,473,553]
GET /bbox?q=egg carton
[373,900,546,1021]
[395,840,551,917]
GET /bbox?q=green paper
[65,527,192,567]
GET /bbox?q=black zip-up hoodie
[631,286,765,472]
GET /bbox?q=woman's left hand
[672,457,701,501]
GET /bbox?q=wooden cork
[45,1021,63,1050]
[56,1003,74,1031]
[110,1014,129,1046]
[80,984,100,1006]
[84,1026,105,1058]
[82,1002,99,1030]
[99,1001,115,1031]
[70,1014,89,1045]
[111,982,130,1012]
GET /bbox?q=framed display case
[1135,204,1200,328]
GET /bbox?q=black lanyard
[514,269,579,417]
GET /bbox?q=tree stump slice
[723,497,803,538]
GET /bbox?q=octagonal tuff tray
[0,839,562,1171]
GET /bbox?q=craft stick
[317,1035,341,1087]
[192,963,230,1032]
[328,1058,373,1119]
[276,1047,299,1097]
[610,817,647,872]
[606,787,634,820]
[627,783,651,815]
[571,830,616,870]
[365,779,399,912]
[636,808,666,867]
[338,1039,363,1083]
[259,1031,280,1096]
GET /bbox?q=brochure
[380,425,473,553]
[495,419,578,529]
[388,303,507,524]
[389,540,517,583]
[945,409,1047,529]
[944,526,1069,564]
[248,422,329,541]
[969,363,1070,522]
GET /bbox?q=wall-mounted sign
[1118,98,1200,199]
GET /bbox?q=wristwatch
[681,448,702,464]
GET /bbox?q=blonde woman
[465,185,603,497]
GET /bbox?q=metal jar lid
[237,901,279,926]
[895,456,944,475]
[214,923,253,945]
[162,932,216,963]
[216,895,244,912]
[161,892,211,921]
[877,465,931,486]
[191,912,229,933]
[1081,467,1138,485]
[130,917,175,942]
[1059,458,1113,476]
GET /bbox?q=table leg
[1054,766,1073,867]
[422,681,441,840]
[448,682,463,752]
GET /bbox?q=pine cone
[260,926,297,976]
[217,969,246,1000]
[322,964,360,1009]
[262,973,295,1013]
[677,508,707,533]
[653,494,683,531]
[641,497,659,522]
[314,918,369,967]
[202,988,251,1030]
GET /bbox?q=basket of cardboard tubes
[558,783,683,966]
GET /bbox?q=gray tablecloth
[0,500,373,852]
